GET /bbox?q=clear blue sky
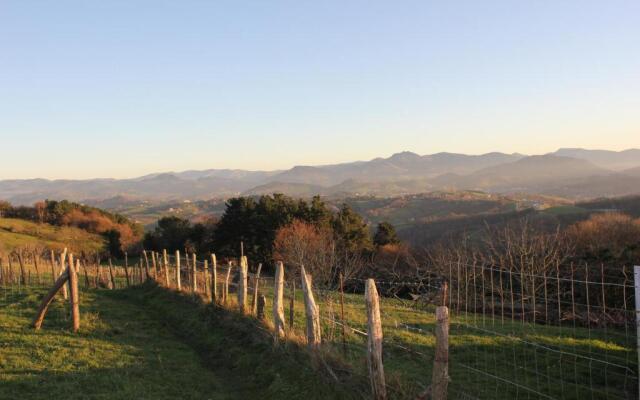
[1,1,638,179]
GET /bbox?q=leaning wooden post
[273,261,286,339]
[432,282,450,400]
[68,254,80,333]
[211,253,218,302]
[301,265,321,349]
[33,268,70,330]
[365,279,387,400]
[59,249,68,300]
[175,250,181,291]
[192,253,197,292]
[251,263,263,314]
[238,256,248,313]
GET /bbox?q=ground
[0,284,354,400]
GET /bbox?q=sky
[1,1,639,179]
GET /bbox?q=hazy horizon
[2,1,639,179]
[1,146,638,181]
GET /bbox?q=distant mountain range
[2,148,640,205]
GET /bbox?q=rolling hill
[2,148,640,204]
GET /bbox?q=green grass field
[0,218,105,254]
[0,283,357,400]
[1,278,636,399]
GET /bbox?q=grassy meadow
[0,217,105,254]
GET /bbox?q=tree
[0,200,11,218]
[104,229,123,258]
[332,203,372,252]
[373,221,400,247]
[144,216,193,252]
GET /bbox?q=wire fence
[1,248,638,399]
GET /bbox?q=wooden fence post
[163,249,169,287]
[68,254,80,333]
[301,266,321,348]
[238,256,248,313]
[273,261,286,339]
[143,250,150,280]
[151,251,157,280]
[124,252,130,287]
[431,304,450,400]
[211,253,217,302]
[633,265,640,400]
[204,259,211,301]
[192,253,197,292]
[252,263,262,315]
[17,251,26,285]
[175,250,181,291]
[365,279,386,400]
[49,250,56,284]
[33,252,41,285]
[107,258,116,289]
[257,295,266,320]
[339,273,347,355]
[224,264,232,303]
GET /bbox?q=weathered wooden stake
[143,250,150,280]
[107,258,116,289]
[431,304,450,400]
[301,266,321,348]
[151,251,157,280]
[33,269,70,330]
[257,295,266,320]
[204,259,211,301]
[17,251,26,285]
[339,273,347,355]
[365,279,386,400]
[224,264,232,303]
[163,249,169,287]
[238,256,248,313]
[124,252,130,287]
[33,252,41,284]
[251,263,262,314]
[49,250,56,284]
[273,261,286,339]
[192,253,197,292]
[175,250,181,291]
[68,254,80,332]
[211,253,217,302]
[633,265,640,400]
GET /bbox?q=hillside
[0,218,105,254]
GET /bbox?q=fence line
[1,247,638,399]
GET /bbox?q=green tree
[332,203,372,252]
[373,221,400,247]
